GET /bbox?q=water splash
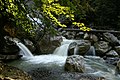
[8,37,120,80]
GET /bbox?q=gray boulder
[65,55,85,73]
[106,50,119,57]
[116,60,120,73]
[74,40,91,56]
[103,33,120,45]
[94,41,111,57]
[68,42,77,56]
[84,33,98,42]
[24,39,36,52]
[36,35,62,54]
[115,46,120,55]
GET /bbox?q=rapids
[8,37,120,80]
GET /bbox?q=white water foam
[25,54,67,66]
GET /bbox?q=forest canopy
[0,0,120,49]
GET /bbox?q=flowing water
[13,39,33,57]
[8,38,120,80]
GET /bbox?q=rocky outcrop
[0,61,32,80]
[65,55,85,73]
[35,35,62,54]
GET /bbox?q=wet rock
[65,55,85,73]
[24,39,36,52]
[94,41,111,57]
[84,33,90,40]
[76,74,105,80]
[105,57,119,65]
[64,32,75,39]
[0,54,22,61]
[74,32,84,40]
[1,45,19,55]
[74,40,91,56]
[36,35,62,54]
[85,46,96,56]
[84,33,98,43]
[68,42,77,56]
[0,61,32,80]
[115,46,120,55]
[103,33,120,46]
[116,60,120,73]
[106,50,119,57]
[0,44,21,61]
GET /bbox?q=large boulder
[103,33,120,46]
[68,42,77,56]
[64,55,85,73]
[35,35,62,54]
[74,40,91,56]
[94,41,111,57]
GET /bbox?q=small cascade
[13,39,33,57]
[85,46,96,56]
[16,42,33,57]
[53,44,70,56]
[53,37,77,56]
[8,37,120,80]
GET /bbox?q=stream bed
[8,54,120,80]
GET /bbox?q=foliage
[90,0,120,30]
[0,0,36,38]
[59,0,95,25]
[40,0,91,31]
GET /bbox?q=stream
[8,38,120,80]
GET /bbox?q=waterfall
[53,44,70,56]
[13,39,33,57]
[16,42,33,57]
[85,46,96,56]
[8,37,120,80]
[53,37,78,56]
